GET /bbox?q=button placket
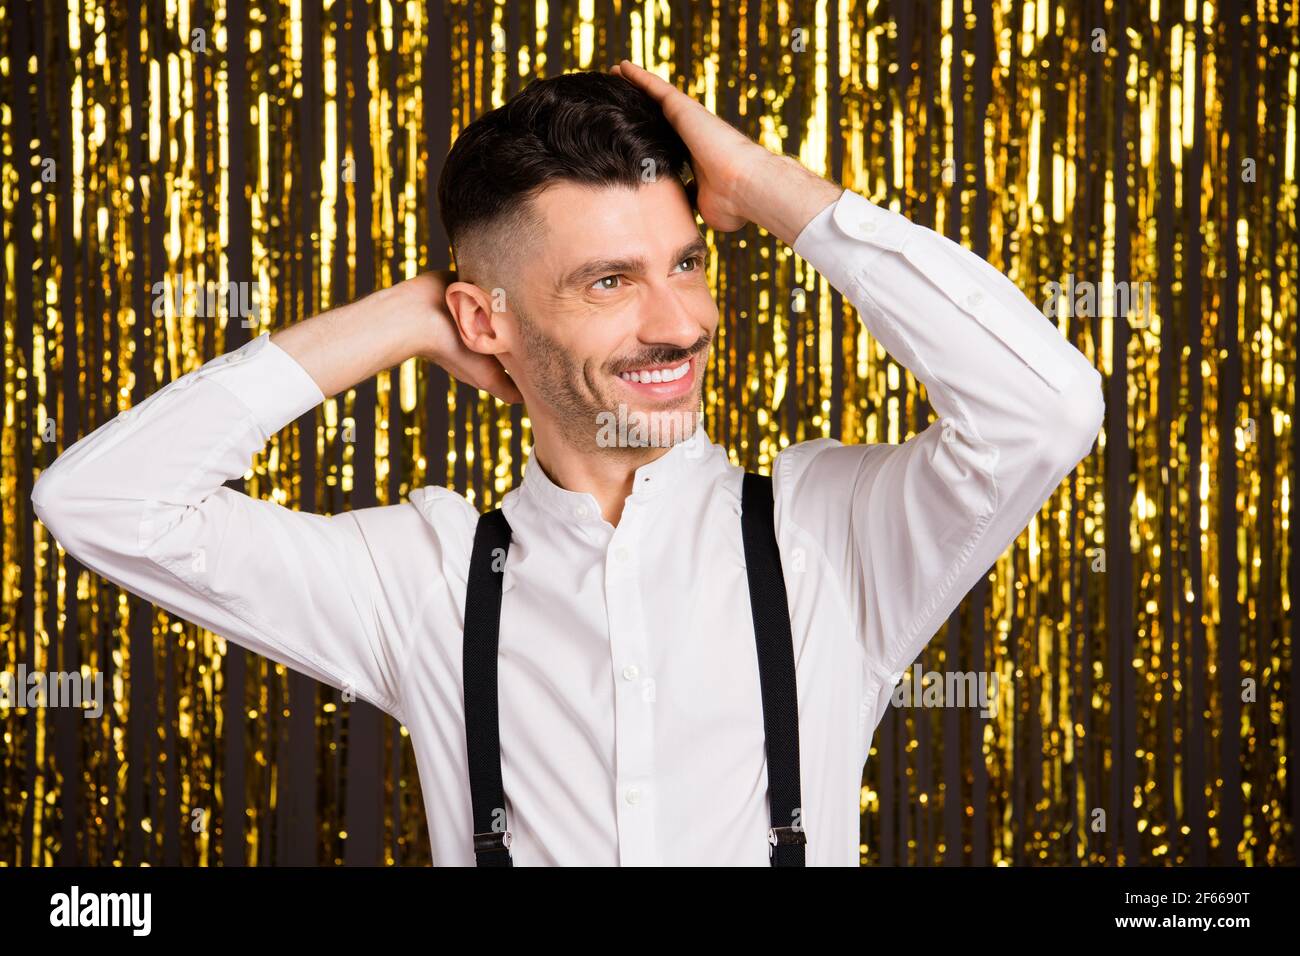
[604,512,659,865]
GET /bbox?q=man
[31,62,1104,866]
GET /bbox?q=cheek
[570,304,638,362]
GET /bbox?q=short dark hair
[436,71,693,286]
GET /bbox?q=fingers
[492,372,525,405]
[475,376,523,405]
[472,362,524,405]
[452,354,524,405]
[613,59,679,105]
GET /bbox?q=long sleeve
[31,331,413,721]
[772,189,1105,734]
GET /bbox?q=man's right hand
[272,271,523,404]
[409,270,523,405]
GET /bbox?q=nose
[634,280,707,351]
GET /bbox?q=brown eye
[592,275,621,291]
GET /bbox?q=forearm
[270,273,445,399]
[32,331,322,546]
[31,326,414,718]
[791,191,1102,447]
[776,190,1104,702]
[737,152,844,247]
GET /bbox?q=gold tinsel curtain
[1,0,1296,866]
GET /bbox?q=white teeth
[619,360,690,384]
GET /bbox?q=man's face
[499,176,718,454]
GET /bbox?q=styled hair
[436,71,693,286]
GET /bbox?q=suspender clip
[473,830,513,854]
[768,826,807,849]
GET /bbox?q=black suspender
[462,509,514,866]
[738,472,807,865]
[461,472,806,866]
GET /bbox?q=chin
[593,396,702,451]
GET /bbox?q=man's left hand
[611,60,843,246]
[611,60,772,233]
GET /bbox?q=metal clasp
[473,830,513,854]
[768,826,807,848]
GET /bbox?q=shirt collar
[519,422,717,525]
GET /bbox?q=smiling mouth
[618,359,691,383]
[613,357,697,398]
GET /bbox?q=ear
[444,280,512,356]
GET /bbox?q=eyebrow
[556,238,709,292]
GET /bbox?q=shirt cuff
[792,189,910,296]
[196,331,325,438]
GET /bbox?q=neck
[530,429,671,526]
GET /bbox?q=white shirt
[31,188,1104,866]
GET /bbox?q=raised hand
[611,60,841,246]
[413,271,524,405]
[610,60,773,234]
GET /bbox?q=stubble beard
[514,304,709,460]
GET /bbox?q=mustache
[610,333,712,374]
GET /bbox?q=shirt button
[574,504,589,519]
[622,664,639,681]
[613,545,630,563]
[856,218,878,236]
[963,291,984,309]
[625,787,641,805]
